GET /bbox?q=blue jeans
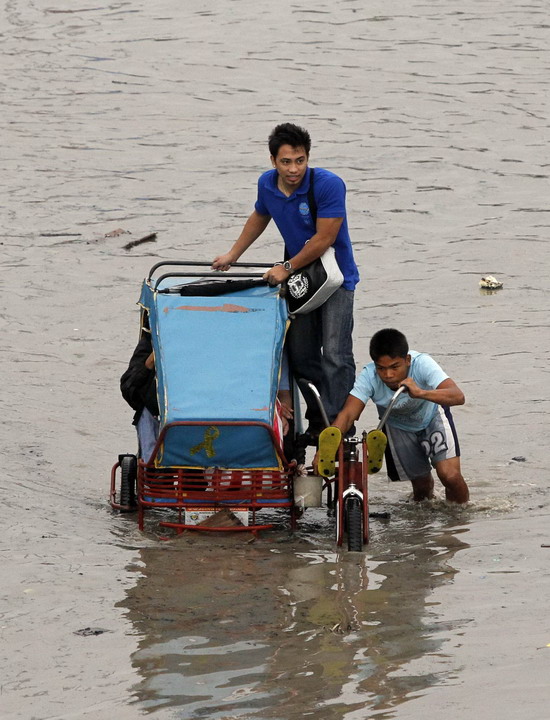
[285,287,355,427]
[136,407,160,461]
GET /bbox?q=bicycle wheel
[120,455,137,511]
[346,496,363,552]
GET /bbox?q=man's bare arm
[263,216,343,285]
[289,216,343,270]
[399,377,465,406]
[312,394,365,474]
[330,395,366,436]
[212,211,271,270]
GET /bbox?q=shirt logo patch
[299,202,311,216]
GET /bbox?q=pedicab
[110,261,376,549]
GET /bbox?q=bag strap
[285,168,317,262]
[307,168,317,224]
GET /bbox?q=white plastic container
[294,475,323,509]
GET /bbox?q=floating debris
[197,508,244,528]
[479,275,503,289]
[40,232,82,237]
[74,627,111,637]
[123,232,157,250]
[104,228,131,238]
[511,456,526,462]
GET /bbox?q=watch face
[284,261,292,271]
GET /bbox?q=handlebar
[147,260,275,284]
[376,385,407,430]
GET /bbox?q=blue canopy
[139,279,288,469]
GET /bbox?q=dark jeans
[286,287,355,428]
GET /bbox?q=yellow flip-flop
[367,429,387,474]
[317,427,342,477]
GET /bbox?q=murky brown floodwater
[2,1,549,718]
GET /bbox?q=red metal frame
[112,419,297,535]
[110,460,121,510]
[335,444,345,546]
[362,435,370,545]
[333,436,370,547]
[111,422,371,546]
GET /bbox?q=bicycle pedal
[318,427,342,477]
[367,429,387,474]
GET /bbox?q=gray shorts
[384,406,460,482]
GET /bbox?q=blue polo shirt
[254,166,359,291]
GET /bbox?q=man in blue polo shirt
[212,123,359,441]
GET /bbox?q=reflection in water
[136,636,272,715]
[119,515,470,718]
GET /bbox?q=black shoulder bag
[285,168,344,315]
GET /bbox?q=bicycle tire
[346,496,363,552]
[120,455,137,511]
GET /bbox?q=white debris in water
[479,275,503,289]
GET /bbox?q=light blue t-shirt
[350,351,448,431]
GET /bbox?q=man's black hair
[268,123,311,158]
[369,329,409,361]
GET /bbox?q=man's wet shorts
[384,406,460,482]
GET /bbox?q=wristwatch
[283,260,293,273]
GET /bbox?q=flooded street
[2,1,549,718]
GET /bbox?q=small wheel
[346,496,363,552]
[120,455,137,511]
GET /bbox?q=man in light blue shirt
[323,328,469,504]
